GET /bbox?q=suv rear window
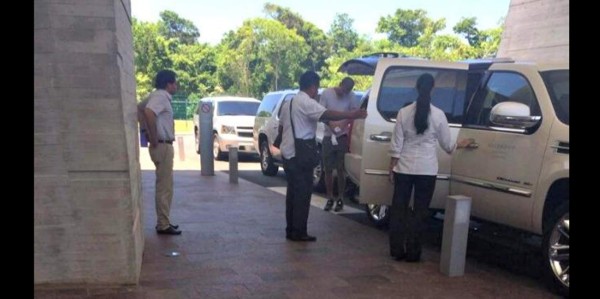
[256,93,282,117]
[377,67,468,124]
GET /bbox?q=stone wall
[497,0,569,64]
[34,0,144,285]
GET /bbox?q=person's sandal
[324,199,334,211]
[334,199,344,212]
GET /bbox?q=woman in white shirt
[388,73,469,262]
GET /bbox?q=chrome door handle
[370,134,391,142]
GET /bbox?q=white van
[193,96,260,160]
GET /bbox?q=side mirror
[489,101,541,129]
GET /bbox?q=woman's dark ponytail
[414,73,435,135]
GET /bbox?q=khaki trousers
[149,143,174,230]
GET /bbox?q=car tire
[260,140,278,176]
[542,202,569,296]
[213,134,224,160]
[366,204,390,228]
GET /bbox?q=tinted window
[377,67,467,124]
[256,94,281,117]
[465,72,541,130]
[217,101,260,116]
[541,70,569,125]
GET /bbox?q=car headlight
[221,125,236,134]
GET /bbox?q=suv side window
[377,67,467,124]
[257,93,282,117]
[465,72,541,131]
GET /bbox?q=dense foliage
[133,5,504,109]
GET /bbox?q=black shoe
[156,226,182,235]
[324,199,334,211]
[333,199,344,212]
[170,224,179,229]
[288,234,317,242]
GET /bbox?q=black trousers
[282,157,314,237]
[389,173,436,257]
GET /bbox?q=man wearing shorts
[319,77,359,212]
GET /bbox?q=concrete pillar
[497,0,569,64]
[34,0,143,285]
[440,195,472,277]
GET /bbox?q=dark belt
[158,140,174,144]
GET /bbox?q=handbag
[289,98,320,168]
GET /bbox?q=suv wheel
[260,140,278,176]
[213,134,224,160]
[366,204,389,228]
[542,202,569,296]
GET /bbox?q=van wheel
[542,202,569,296]
[213,134,224,160]
[260,140,278,176]
[366,204,389,228]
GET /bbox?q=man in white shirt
[319,77,359,212]
[141,70,182,235]
[279,71,367,242]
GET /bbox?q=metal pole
[440,195,472,277]
[229,147,238,184]
[199,101,214,176]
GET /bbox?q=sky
[130,0,511,45]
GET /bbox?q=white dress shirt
[318,88,358,137]
[145,89,175,141]
[279,91,326,159]
[389,102,455,175]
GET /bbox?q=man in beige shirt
[140,70,181,235]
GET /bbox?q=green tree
[476,26,503,58]
[217,18,309,98]
[453,17,481,46]
[132,18,174,100]
[158,10,200,45]
[376,9,439,47]
[170,43,218,96]
[264,3,331,72]
[329,13,359,52]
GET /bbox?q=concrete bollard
[229,147,238,184]
[440,195,472,277]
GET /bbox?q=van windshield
[217,101,260,116]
